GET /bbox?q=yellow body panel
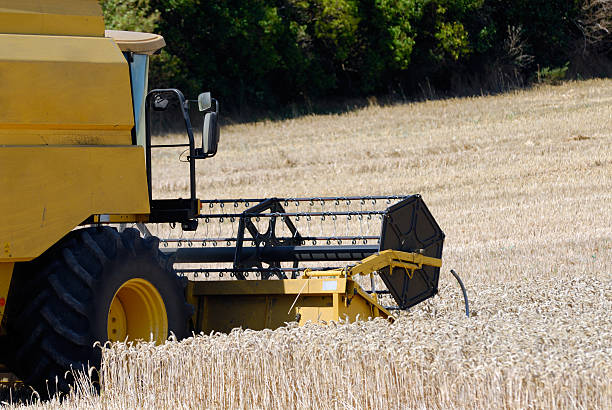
[0,263,13,326]
[0,34,133,145]
[0,0,104,37]
[189,278,391,334]
[0,146,150,262]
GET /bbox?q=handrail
[145,88,197,203]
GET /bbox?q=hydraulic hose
[450,269,470,318]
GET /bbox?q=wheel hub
[107,278,168,344]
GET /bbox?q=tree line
[101,0,612,119]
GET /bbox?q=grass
[7,79,612,408]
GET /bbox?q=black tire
[4,226,192,398]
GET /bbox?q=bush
[537,62,570,85]
[100,0,609,117]
[100,0,159,32]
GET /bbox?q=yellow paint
[0,34,133,146]
[0,263,13,324]
[93,214,149,224]
[0,146,150,262]
[107,278,168,344]
[193,278,347,296]
[0,0,105,37]
[189,278,391,334]
[108,293,127,342]
[303,249,442,279]
[0,128,132,147]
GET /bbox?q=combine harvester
[0,0,444,395]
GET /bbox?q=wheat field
[7,79,612,408]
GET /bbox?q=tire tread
[5,226,191,399]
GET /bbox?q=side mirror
[198,92,212,111]
[201,110,219,157]
[193,92,220,158]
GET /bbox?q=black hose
[450,269,470,317]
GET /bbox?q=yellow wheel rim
[107,278,168,344]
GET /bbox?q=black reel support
[379,195,445,309]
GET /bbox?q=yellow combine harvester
[0,0,444,396]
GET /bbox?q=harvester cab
[0,0,445,397]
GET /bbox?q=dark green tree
[99,0,605,117]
